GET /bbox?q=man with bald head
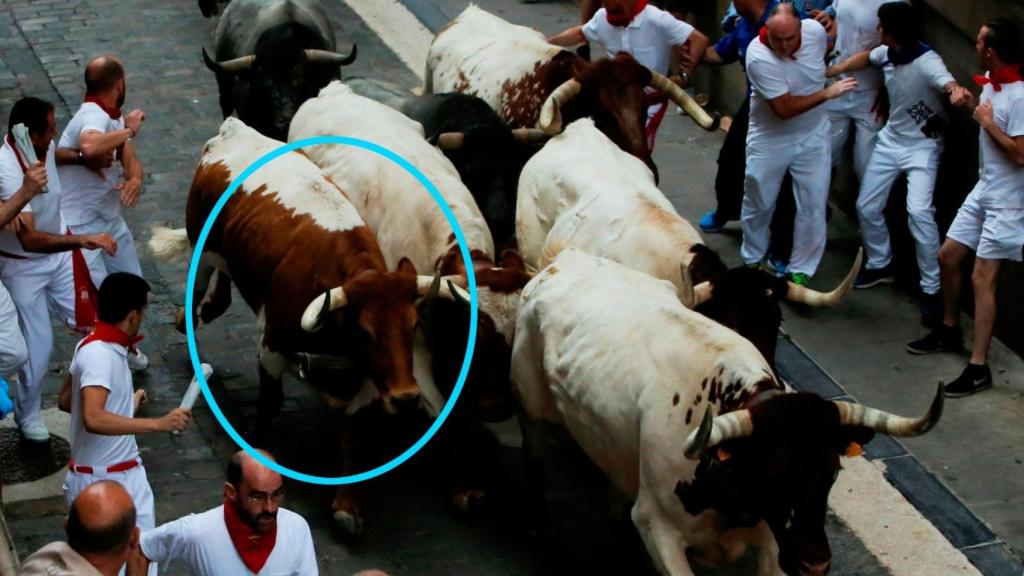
[740,3,857,285]
[57,54,149,371]
[19,480,138,576]
[131,450,321,575]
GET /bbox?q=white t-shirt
[140,505,319,576]
[746,19,830,148]
[831,0,906,93]
[0,140,64,259]
[976,78,1024,208]
[69,339,139,466]
[870,46,954,143]
[582,6,694,76]
[57,103,125,226]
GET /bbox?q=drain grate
[0,429,70,484]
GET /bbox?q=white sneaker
[20,420,50,443]
[128,349,150,372]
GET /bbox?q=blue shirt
[714,0,811,66]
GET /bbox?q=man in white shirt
[907,19,1024,397]
[826,2,971,326]
[18,480,139,576]
[741,3,856,284]
[0,97,117,443]
[130,450,321,576]
[60,272,192,575]
[547,0,709,150]
[826,0,901,180]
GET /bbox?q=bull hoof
[451,489,488,518]
[333,509,364,536]
[174,308,188,335]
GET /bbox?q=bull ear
[396,257,417,276]
[837,425,875,457]
[499,249,526,271]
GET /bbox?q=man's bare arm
[81,386,191,435]
[548,25,586,47]
[15,213,117,255]
[767,78,858,120]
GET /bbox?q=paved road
[0,0,1019,574]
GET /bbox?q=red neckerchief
[224,499,277,574]
[759,26,802,59]
[606,0,648,27]
[4,133,43,172]
[79,321,143,354]
[974,63,1023,93]
[83,93,122,120]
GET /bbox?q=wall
[694,0,1024,355]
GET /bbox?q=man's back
[17,542,104,576]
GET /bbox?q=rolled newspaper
[173,363,213,435]
[11,124,48,194]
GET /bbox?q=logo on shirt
[908,100,945,139]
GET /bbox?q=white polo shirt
[746,19,830,148]
[0,140,64,259]
[870,46,955,143]
[57,103,125,227]
[582,6,694,76]
[830,0,906,94]
[140,505,318,576]
[976,78,1024,208]
[68,339,139,466]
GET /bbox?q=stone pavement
[0,0,1019,575]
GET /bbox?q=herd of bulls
[151,2,946,575]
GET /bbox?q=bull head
[201,44,358,74]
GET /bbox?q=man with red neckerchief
[57,54,151,372]
[906,19,1024,397]
[60,272,192,576]
[131,450,323,576]
[0,96,117,443]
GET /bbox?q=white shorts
[63,462,156,531]
[946,189,1024,261]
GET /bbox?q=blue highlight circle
[184,135,479,485]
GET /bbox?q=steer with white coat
[515,119,861,367]
[512,249,943,576]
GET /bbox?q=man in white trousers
[0,97,117,443]
[907,19,1024,397]
[741,3,857,285]
[60,272,191,575]
[826,0,899,180]
[827,2,971,326]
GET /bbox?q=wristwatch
[77,150,85,164]
[680,71,690,84]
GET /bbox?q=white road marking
[342,0,433,80]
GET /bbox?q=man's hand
[158,408,192,433]
[23,162,48,196]
[949,85,975,108]
[82,233,117,256]
[973,100,995,129]
[810,10,836,37]
[117,177,143,207]
[825,77,858,100]
[124,109,145,137]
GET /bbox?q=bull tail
[149,226,191,261]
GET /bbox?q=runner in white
[906,19,1024,397]
[740,3,857,284]
[547,0,709,150]
[0,97,117,443]
[826,2,971,326]
[131,450,320,576]
[57,54,151,371]
[826,0,903,179]
[60,272,191,575]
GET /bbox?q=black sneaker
[944,363,993,397]
[906,325,963,355]
[919,291,943,329]
[854,264,896,289]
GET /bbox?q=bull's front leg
[332,417,363,536]
[250,349,286,447]
[631,496,697,576]
[751,521,785,576]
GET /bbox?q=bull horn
[683,407,754,460]
[693,281,714,306]
[434,132,465,150]
[785,248,863,307]
[538,78,582,135]
[202,47,255,73]
[510,128,549,143]
[304,44,358,66]
[678,263,695,309]
[300,287,348,332]
[416,275,472,304]
[835,381,944,437]
[648,72,719,132]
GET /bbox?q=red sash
[69,238,99,334]
[606,0,648,27]
[974,64,1023,93]
[83,94,122,120]
[224,499,277,574]
[78,321,142,353]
